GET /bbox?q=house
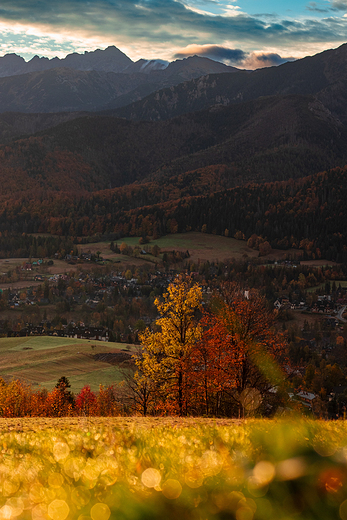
[274,297,292,310]
[296,391,317,409]
[66,326,109,342]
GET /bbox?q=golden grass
[0,417,344,519]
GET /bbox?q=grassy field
[307,280,347,293]
[0,234,335,283]
[301,259,340,267]
[101,233,301,264]
[0,336,132,393]
[0,417,345,519]
[0,258,84,290]
[0,233,323,288]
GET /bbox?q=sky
[0,0,346,68]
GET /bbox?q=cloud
[182,2,244,17]
[306,2,329,13]
[174,44,296,68]
[0,0,346,42]
[0,0,346,62]
[174,45,247,63]
[330,0,347,9]
[243,52,296,68]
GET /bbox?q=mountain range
[0,46,134,76]
[0,48,238,113]
[0,43,347,260]
[112,43,347,123]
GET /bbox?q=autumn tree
[75,385,98,416]
[121,360,157,416]
[136,275,202,416]
[191,284,288,417]
[45,387,73,417]
[120,242,128,255]
[0,379,33,417]
[97,384,119,416]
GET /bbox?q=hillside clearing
[104,232,302,263]
[0,336,131,393]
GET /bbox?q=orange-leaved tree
[190,284,288,417]
[97,384,119,416]
[136,274,202,416]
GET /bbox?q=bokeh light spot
[253,461,275,486]
[48,500,69,520]
[90,503,111,520]
[0,505,12,520]
[236,506,254,520]
[276,457,306,481]
[162,479,182,499]
[313,437,337,457]
[141,468,161,488]
[71,486,91,507]
[32,504,49,520]
[2,480,19,497]
[53,443,70,462]
[200,450,222,476]
[185,468,204,488]
[48,473,64,489]
[64,457,85,480]
[5,497,24,517]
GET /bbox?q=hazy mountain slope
[1,43,346,118]
[0,94,344,196]
[150,95,346,186]
[113,43,347,123]
[102,56,239,110]
[0,111,88,143]
[0,68,150,113]
[0,56,238,113]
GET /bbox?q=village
[0,248,346,418]
[1,251,347,345]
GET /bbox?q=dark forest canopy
[0,166,346,261]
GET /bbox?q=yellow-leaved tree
[135,275,202,416]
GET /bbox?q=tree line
[0,377,119,417]
[0,166,347,260]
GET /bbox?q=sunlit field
[0,337,130,393]
[0,417,347,519]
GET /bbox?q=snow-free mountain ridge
[0,46,239,78]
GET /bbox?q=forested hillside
[0,94,344,196]
[0,44,346,263]
[0,166,346,261]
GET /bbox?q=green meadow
[113,232,260,262]
[0,336,130,394]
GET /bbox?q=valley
[2,1,347,517]
[0,43,346,420]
